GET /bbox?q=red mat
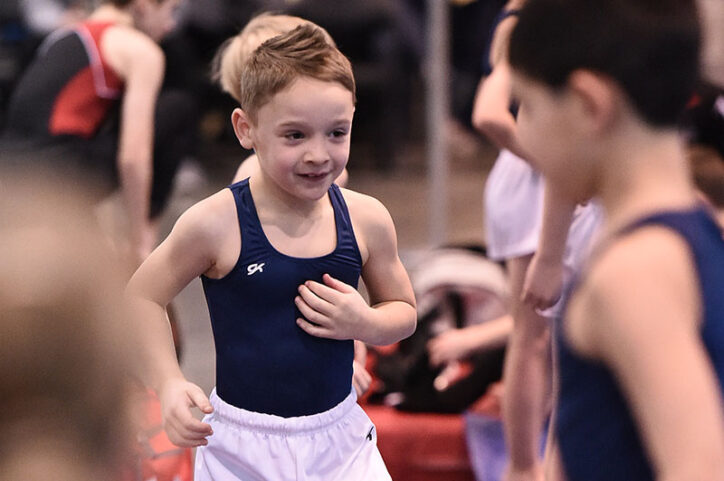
[364,404,475,481]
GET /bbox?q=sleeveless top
[201,179,363,417]
[556,207,724,481]
[4,21,123,140]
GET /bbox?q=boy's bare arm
[125,194,233,447]
[296,194,416,346]
[104,28,165,262]
[570,228,724,481]
[471,12,537,166]
[427,314,512,366]
[522,185,576,309]
[472,64,533,164]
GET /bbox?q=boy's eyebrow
[275,118,352,129]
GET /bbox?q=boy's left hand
[295,273,371,340]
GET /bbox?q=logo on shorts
[247,263,265,276]
[366,426,374,441]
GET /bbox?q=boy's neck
[90,4,134,27]
[598,127,697,234]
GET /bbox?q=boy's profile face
[236,76,354,201]
[512,71,597,202]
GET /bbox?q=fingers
[521,291,541,309]
[301,275,352,303]
[296,317,334,339]
[520,287,534,305]
[352,360,372,396]
[188,385,214,414]
[165,405,213,447]
[322,273,355,292]
[352,373,371,397]
[163,385,214,448]
[353,340,367,364]
[295,294,332,329]
[427,339,443,367]
[522,289,560,310]
[297,283,334,316]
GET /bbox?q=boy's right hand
[159,378,214,448]
[521,252,563,311]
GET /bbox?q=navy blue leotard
[201,179,362,417]
[556,207,724,480]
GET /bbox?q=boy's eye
[285,132,304,140]
[330,129,348,138]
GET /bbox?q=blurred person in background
[0,0,193,266]
[0,164,139,481]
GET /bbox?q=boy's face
[512,71,596,203]
[238,77,354,201]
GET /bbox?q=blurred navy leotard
[556,207,724,480]
[201,179,362,417]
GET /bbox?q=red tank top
[48,21,124,138]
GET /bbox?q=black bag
[368,246,509,413]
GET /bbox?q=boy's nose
[303,139,330,163]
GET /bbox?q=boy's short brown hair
[239,24,356,123]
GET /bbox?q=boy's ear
[231,108,255,150]
[568,70,618,134]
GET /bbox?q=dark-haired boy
[508,1,724,480]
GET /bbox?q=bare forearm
[478,117,535,162]
[118,155,152,246]
[361,301,416,346]
[472,67,538,167]
[537,185,576,263]
[467,314,512,352]
[129,295,185,392]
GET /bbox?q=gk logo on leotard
[247,263,265,276]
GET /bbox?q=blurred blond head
[212,12,335,103]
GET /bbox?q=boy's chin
[295,182,335,200]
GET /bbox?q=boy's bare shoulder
[585,225,694,294]
[172,188,236,245]
[102,24,164,73]
[570,224,699,355]
[338,188,394,230]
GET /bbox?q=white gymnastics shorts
[195,388,391,481]
[484,149,544,262]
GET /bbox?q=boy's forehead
[277,76,354,101]
[256,77,355,122]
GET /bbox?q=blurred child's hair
[509,0,701,127]
[212,13,336,103]
[239,24,355,123]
